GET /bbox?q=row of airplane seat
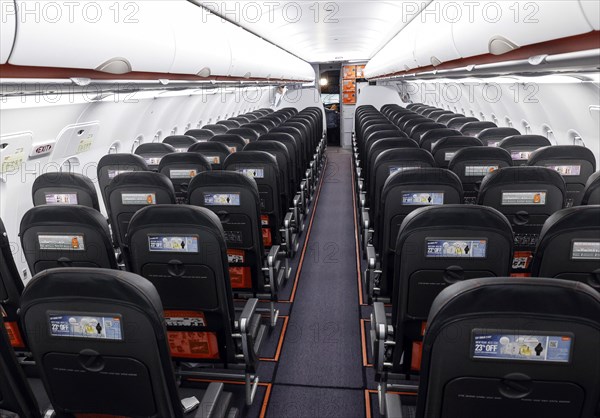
[353,103,600,416]
[0,106,328,417]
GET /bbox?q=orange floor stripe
[360,319,373,367]
[259,383,273,418]
[351,158,366,306]
[288,159,328,303]
[259,315,289,362]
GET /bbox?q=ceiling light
[320,78,329,86]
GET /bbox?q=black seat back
[124,206,242,364]
[448,147,513,203]
[32,172,100,211]
[187,141,231,169]
[418,277,600,418]
[105,172,176,249]
[20,267,195,418]
[0,314,40,418]
[376,169,463,299]
[498,135,552,166]
[369,148,435,221]
[162,135,198,152]
[477,127,521,147]
[531,206,600,290]
[158,153,212,203]
[188,171,266,292]
[431,136,484,168]
[245,140,294,207]
[419,129,461,153]
[477,167,566,274]
[97,154,148,211]
[210,134,247,153]
[134,143,176,171]
[409,122,447,141]
[258,132,300,189]
[0,218,26,351]
[217,120,241,130]
[229,127,260,143]
[203,124,229,134]
[528,145,597,206]
[393,206,513,373]
[20,205,117,275]
[459,121,497,136]
[581,171,600,205]
[242,123,269,136]
[185,129,215,142]
[446,116,478,130]
[223,151,282,248]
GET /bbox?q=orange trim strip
[259,315,289,362]
[351,157,365,306]
[364,389,372,418]
[361,319,374,368]
[259,383,273,418]
[288,159,328,303]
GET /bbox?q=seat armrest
[239,298,259,334]
[366,245,377,269]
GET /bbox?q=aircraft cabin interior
[1,1,600,417]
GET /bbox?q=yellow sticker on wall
[77,135,94,154]
[1,149,25,174]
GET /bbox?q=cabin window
[131,136,143,153]
[491,114,499,125]
[480,112,486,121]
[171,127,178,136]
[153,131,162,143]
[505,117,513,128]
[522,120,532,134]
[108,142,120,155]
[569,130,585,147]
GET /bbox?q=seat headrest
[202,124,229,134]
[538,205,600,242]
[135,143,176,156]
[210,134,247,146]
[189,170,259,194]
[479,166,566,192]
[21,268,165,329]
[376,148,436,166]
[224,150,278,167]
[476,127,521,142]
[157,153,212,171]
[162,135,197,149]
[383,168,463,192]
[448,146,513,166]
[185,129,215,141]
[459,121,497,135]
[188,142,231,155]
[259,133,295,143]
[400,204,512,239]
[107,171,175,193]
[32,172,99,210]
[431,136,483,153]
[228,128,260,142]
[245,140,289,155]
[365,130,405,141]
[419,129,462,147]
[241,123,269,135]
[19,205,110,238]
[528,145,597,169]
[98,153,148,170]
[498,135,552,149]
[582,171,600,204]
[128,205,224,238]
[370,137,419,152]
[427,277,600,327]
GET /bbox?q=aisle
[265,148,365,417]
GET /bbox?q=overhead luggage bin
[452,1,594,58]
[9,1,177,74]
[413,4,459,68]
[8,0,314,81]
[0,0,16,64]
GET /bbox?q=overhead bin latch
[528,55,549,66]
[95,58,132,75]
